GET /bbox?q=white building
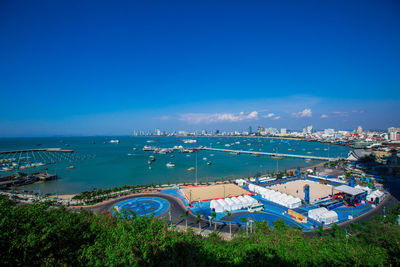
[388,127,400,141]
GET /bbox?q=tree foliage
[1,196,399,266]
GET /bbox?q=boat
[210,154,214,157]
[143,146,157,151]
[186,154,191,157]
[166,162,175,168]
[235,141,240,144]
[127,153,133,156]
[148,160,152,165]
[146,140,156,143]
[203,157,207,160]
[230,152,239,155]
[183,139,197,143]
[270,155,283,159]
[109,139,119,144]
[187,167,195,171]
[132,148,137,151]
[149,156,155,161]
[149,166,152,170]
[170,155,175,158]
[67,166,74,169]
[225,144,231,147]
[207,162,212,165]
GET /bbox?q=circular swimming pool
[111,197,170,217]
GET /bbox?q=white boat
[187,167,195,171]
[235,142,240,144]
[109,139,119,144]
[166,162,175,167]
[210,154,214,157]
[225,144,231,147]
[183,139,197,143]
[203,157,207,160]
[143,146,157,151]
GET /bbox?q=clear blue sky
[1,0,399,136]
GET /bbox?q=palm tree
[226,210,232,238]
[195,212,202,233]
[211,211,217,231]
[240,217,248,235]
[180,210,190,231]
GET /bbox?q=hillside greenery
[1,196,399,266]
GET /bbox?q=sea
[0,136,351,194]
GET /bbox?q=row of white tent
[248,183,302,209]
[308,207,339,225]
[210,195,258,213]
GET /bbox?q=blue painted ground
[162,188,189,206]
[111,197,170,217]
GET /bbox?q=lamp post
[195,151,198,185]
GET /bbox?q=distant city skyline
[1,1,399,137]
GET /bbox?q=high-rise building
[248,126,252,134]
[356,126,363,135]
[388,127,400,141]
[280,128,287,135]
[305,125,313,135]
[257,126,264,134]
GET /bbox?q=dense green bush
[0,196,399,266]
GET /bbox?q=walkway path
[200,147,343,161]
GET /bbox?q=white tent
[217,199,231,211]
[308,207,338,224]
[210,200,224,213]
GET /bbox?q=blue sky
[0,0,399,136]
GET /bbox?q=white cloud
[179,111,258,124]
[292,108,312,118]
[320,114,328,119]
[246,111,258,119]
[273,116,280,120]
[263,113,275,118]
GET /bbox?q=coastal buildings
[388,127,400,141]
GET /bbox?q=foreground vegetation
[1,196,399,266]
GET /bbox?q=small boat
[149,166,152,170]
[186,155,191,157]
[127,153,133,156]
[183,139,197,143]
[148,160,152,165]
[67,166,74,169]
[207,162,212,165]
[166,162,175,168]
[187,167,195,171]
[210,154,214,157]
[170,155,175,158]
[225,144,231,147]
[230,152,239,155]
[203,157,207,160]
[109,139,119,144]
[132,148,137,151]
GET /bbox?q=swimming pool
[111,197,170,217]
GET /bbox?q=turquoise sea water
[0,136,350,194]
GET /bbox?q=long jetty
[199,147,342,161]
[0,148,74,154]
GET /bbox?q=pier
[199,147,343,161]
[0,148,74,154]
